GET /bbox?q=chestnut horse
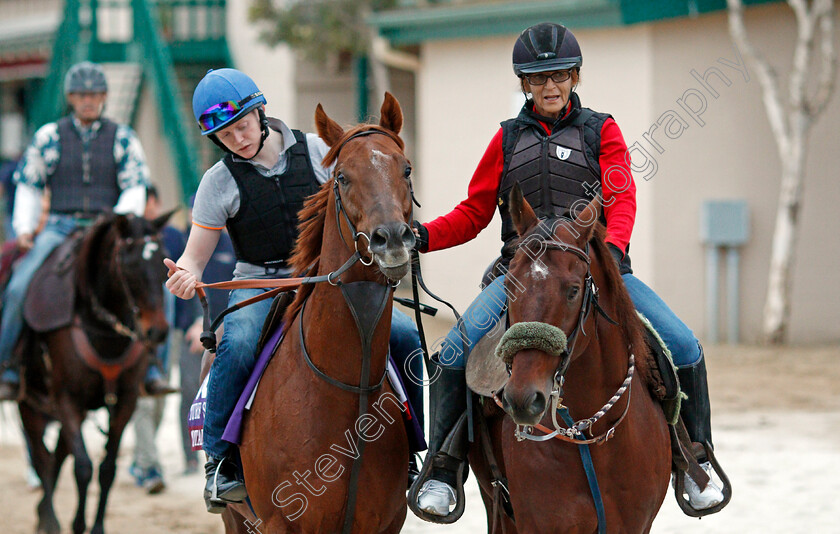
[223,94,414,533]
[17,213,170,534]
[469,187,671,533]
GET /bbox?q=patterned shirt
[13,115,150,191]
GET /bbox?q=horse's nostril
[527,391,546,417]
[400,223,416,248]
[369,228,389,253]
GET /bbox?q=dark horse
[222,93,414,533]
[468,187,671,532]
[17,213,170,534]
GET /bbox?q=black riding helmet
[512,22,582,76]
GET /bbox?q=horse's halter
[502,229,634,445]
[88,232,161,344]
[331,128,419,277]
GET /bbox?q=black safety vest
[49,116,120,214]
[497,96,610,249]
[224,125,321,267]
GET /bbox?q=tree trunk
[762,117,809,344]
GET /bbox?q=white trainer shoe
[682,461,724,510]
[417,479,456,516]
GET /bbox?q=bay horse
[17,212,171,534]
[468,187,671,533]
[223,93,414,533]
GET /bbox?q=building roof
[369,0,781,44]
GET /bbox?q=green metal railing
[132,0,202,200]
[33,0,82,126]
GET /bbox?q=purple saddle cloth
[189,322,427,453]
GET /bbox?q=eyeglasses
[198,92,263,132]
[523,71,572,85]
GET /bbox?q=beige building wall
[411,4,839,344]
[649,3,840,344]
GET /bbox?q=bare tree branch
[726,0,791,155]
[788,0,815,115]
[810,0,837,117]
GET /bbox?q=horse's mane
[587,224,652,382]
[75,214,118,301]
[282,123,404,325]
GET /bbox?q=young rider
[164,68,422,513]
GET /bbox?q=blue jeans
[437,272,701,371]
[0,215,79,383]
[622,273,701,367]
[438,275,508,370]
[390,308,424,430]
[203,288,274,460]
[203,291,424,459]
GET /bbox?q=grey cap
[64,61,108,95]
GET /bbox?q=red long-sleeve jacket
[424,112,636,254]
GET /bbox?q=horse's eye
[567,286,580,301]
[404,165,412,179]
[336,173,348,185]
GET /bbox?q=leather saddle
[23,232,84,333]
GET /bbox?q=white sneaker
[682,462,724,510]
[417,479,456,516]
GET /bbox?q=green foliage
[249,0,399,61]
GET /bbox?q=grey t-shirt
[192,119,333,279]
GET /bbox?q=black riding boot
[427,365,468,486]
[203,456,247,513]
[677,352,714,458]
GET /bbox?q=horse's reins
[493,237,634,446]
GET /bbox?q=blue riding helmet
[192,69,267,136]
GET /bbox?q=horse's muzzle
[369,221,414,281]
[146,325,169,345]
[501,387,548,426]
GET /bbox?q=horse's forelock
[321,125,404,169]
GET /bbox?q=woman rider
[164,68,423,513]
[412,22,724,517]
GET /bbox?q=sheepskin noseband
[495,321,568,366]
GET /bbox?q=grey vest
[50,116,120,214]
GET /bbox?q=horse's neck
[565,271,631,413]
[301,217,393,385]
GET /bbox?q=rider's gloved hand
[411,221,429,253]
[607,243,624,267]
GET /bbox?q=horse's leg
[90,397,137,534]
[221,505,256,534]
[55,401,94,534]
[19,403,61,534]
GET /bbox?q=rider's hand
[185,318,204,354]
[164,258,197,300]
[411,221,429,252]
[607,243,624,267]
[17,233,34,252]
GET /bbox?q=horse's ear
[114,213,132,236]
[314,103,345,147]
[570,197,602,245]
[509,183,538,236]
[151,207,178,231]
[379,92,402,135]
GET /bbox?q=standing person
[0,61,170,400]
[163,68,422,513]
[411,22,725,517]
[129,185,186,493]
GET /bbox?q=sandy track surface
[1,344,838,533]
